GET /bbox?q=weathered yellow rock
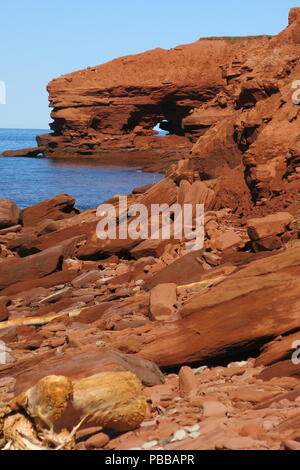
[72,371,147,431]
[22,375,74,432]
[0,371,147,450]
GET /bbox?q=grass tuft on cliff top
[201,35,274,43]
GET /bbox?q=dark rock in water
[1,146,45,158]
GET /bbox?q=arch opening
[153,120,171,136]
[121,101,189,138]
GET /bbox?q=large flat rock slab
[0,346,164,395]
[106,247,300,368]
[0,236,82,290]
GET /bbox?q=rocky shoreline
[4,10,300,196]
[1,7,300,452]
[0,162,300,450]
[0,148,188,174]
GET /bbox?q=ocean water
[0,129,162,211]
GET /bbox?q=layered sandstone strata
[35,8,300,205]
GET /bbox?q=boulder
[2,346,165,395]
[258,360,300,381]
[252,236,284,252]
[107,246,300,368]
[71,270,103,288]
[0,224,21,235]
[177,180,215,210]
[211,229,243,251]
[1,270,78,296]
[6,227,38,254]
[77,233,139,259]
[247,212,297,252]
[150,283,177,321]
[130,238,174,259]
[255,331,300,367]
[13,220,96,255]
[21,194,77,227]
[145,250,204,290]
[247,212,295,241]
[178,366,198,397]
[202,401,228,418]
[0,199,20,228]
[137,178,178,208]
[0,236,82,289]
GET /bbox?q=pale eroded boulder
[0,371,147,450]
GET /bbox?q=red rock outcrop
[5,347,164,394]
[2,7,300,452]
[0,236,81,289]
[102,246,300,368]
[21,194,78,227]
[0,199,20,229]
[35,9,300,209]
[1,147,44,158]
[247,212,297,251]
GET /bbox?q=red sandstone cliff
[38,8,300,209]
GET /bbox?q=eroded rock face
[21,194,77,227]
[39,40,228,157]
[1,147,44,158]
[36,9,300,208]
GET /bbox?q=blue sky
[0,0,298,129]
